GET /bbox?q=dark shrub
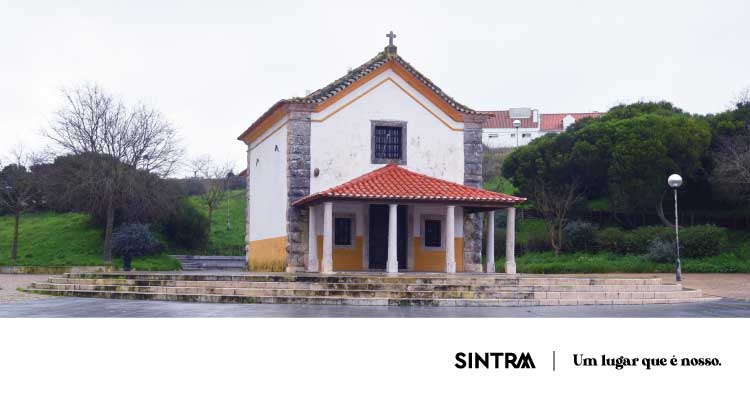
[679,225,728,258]
[158,201,209,250]
[112,223,161,270]
[524,228,552,253]
[563,220,598,252]
[596,227,627,253]
[646,239,675,262]
[626,226,672,253]
[597,226,673,254]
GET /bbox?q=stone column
[486,210,495,273]
[462,113,486,272]
[321,202,333,273]
[446,205,456,274]
[505,207,516,274]
[386,204,399,274]
[307,205,318,272]
[286,104,314,272]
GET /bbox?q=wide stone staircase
[23,273,718,306]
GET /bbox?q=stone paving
[0,296,748,317]
[0,274,51,303]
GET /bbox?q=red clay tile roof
[540,112,603,131]
[293,164,525,207]
[482,110,539,129]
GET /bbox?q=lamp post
[513,119,521,147]
[668,174,683,282]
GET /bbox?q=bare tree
[529,179,583,256]
[0,146,40,261]
[712,134,750,203]
[44,83,182,263]
[196,158,234,235]
[188,154,211,178]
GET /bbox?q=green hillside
[0,212,179,270]
[187,189,246,255]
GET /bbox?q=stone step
[29,282,532,299]
[23,287,716,307]
[60,273,666,286]
[47,277,683,292]
[30,282,698,300]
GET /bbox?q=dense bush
[158,201,210,250]
[563,220,598,252]
[679,225,728,258]
[645,239,675,262]
[596,226,672,254]
[622,226,672,254]
[112,223,161,270]
[523,228,552,253]
[596,227,627,253]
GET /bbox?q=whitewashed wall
[247,117,288,241]
[482,127,548,148]
[309,69,465,193]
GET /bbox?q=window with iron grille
[334,217,352,246]
[371,121,407,164]
[424,219,442,248]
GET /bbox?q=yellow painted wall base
[249,235,467,273]
[249,236,287,272]
[413,237,464,272]
[316,235,364,271]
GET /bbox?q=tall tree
[194,157,233,235]
[44,83,182,263]
[502,134,583,255]
[0,148,40,261]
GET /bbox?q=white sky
[1,0,748,176]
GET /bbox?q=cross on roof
[386,31,396,46]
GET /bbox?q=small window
[510,133,516,138]
[371,121,407,164]
[424,219,442,248]
[522,133,531,138]
[334,217,352,246]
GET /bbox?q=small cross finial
[386,31,396,46]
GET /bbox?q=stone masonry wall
[462,115,485,272]
[285,106,313,272]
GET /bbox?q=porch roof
[293,164,526,207]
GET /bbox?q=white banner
[0,318,745,400]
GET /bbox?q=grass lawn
[497,249,750,274]
[497,217,750,274]
[0,212,179,270]
[187,189,246,255]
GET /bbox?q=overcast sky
[1,0,748,175]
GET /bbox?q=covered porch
[293,164,525,274]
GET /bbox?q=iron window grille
[424,219,442,248]
[371,121,407,164]
[334,217,353,246]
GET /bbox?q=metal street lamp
[513,119,521,147]
[668,174,683,281]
